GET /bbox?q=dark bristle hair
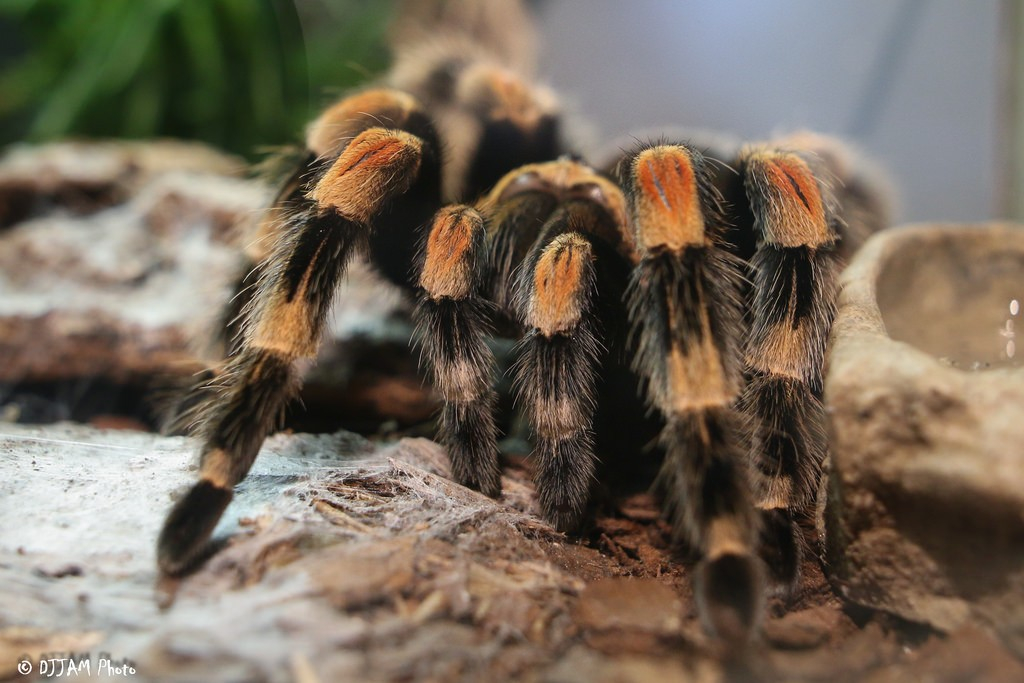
[202,350,297,470]
[514,330,601,530]
[157,480,233,576]
[758,507,803,597]
[533,429,597,532]
[745,245,840,389]
[421,58,464,104]
[740,371,828,508]
[465,115,561,200]
[754,246,819,330]
[277,210,359,304]
[626,246,745,409]
[656,409,757,547]
[243,209,366,347]
[695,551,766,644]
[160,368,220,438]
[253,147,319,195]
[412,296,502,497]
[513,329,601,438]
[413,295,495,394]
[437,397,502,497]
[218,262,262,360]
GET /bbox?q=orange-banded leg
[621,143,763,642]
[513,224,601,532]
[224,88,439,357]
[161,151,319,437]
[166,89,439,434]
[737,147,841,592]
[157,106,442,575]
[413,206,502,497]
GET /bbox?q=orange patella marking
[310,129,422,223]
[633,146,706,252]
[421,208,483,300]
[748,150,832,248]
[531,233,591,336]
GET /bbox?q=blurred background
[0,0,1018,224]
[0,0,394,159]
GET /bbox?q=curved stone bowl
[824,223,1024,656]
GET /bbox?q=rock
[0,142,256,379]
[765,621,902,682]
[2,416,1022,680]
[0,140,245,229]
[762,605,847,650]
[862,626,1024,683]
[0,421,684,682]
[573,578,683,653]
[825,223,1024,656]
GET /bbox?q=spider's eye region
[567,182,607,206]
[497,171,547,202]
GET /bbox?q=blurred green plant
[0,0,395,157]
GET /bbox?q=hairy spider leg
[513,223,602,532]
[736,147,841,593]
[203,153,315,361]
[166,89,438,433]
[413,206,503,496]
[621,143,763,643]
[157,90,443,575]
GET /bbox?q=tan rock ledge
[825,222,1024,657]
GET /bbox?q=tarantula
[157,0,887,642]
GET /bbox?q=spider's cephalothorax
[157,0,888,644]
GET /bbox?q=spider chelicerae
[157,0,888,643]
